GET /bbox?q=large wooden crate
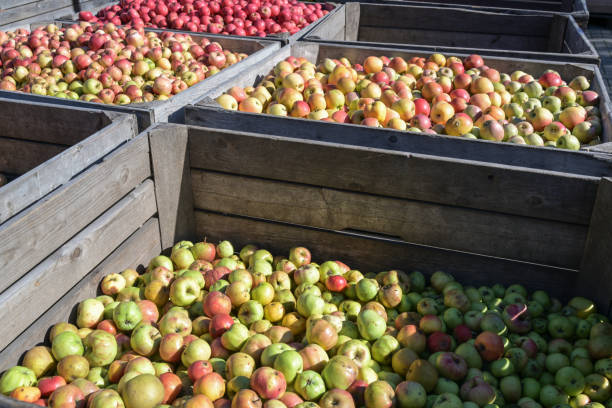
[0,122,610,387]
[0,28,281,131]
[302,3,598,65]
[374,0,589,28]
[186,41,612,177]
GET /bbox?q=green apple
[113,301,142,331]
[181,339,211,367]
[261,343,294,367]
[540,384,570,407]
[221,323,250,351]
[121,373,164,408]
[356,279,379,302]
[357,309,386,341]
[76,298,105,329]
[169,276,201,307]
[85,330,118,367]
[322,355,358,390]
[273,350,303,384]
[238,300,264,325]
[556,367,586,396]
[297,293,325,318]
[372,335,400,365]
[217,240,234,258]
[52,331,84,360]
[0,366,36,395]
[295,370,326,401]
[397,380,427,408]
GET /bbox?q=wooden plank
[0,137,66,175]
[149,124,196,250]
[0,180,157,353]
[186,126,599,224]
[358,4,552,36]
[0,100,112,145]
[576,178,612,316]
[0,113,137,224]
[561,16,599,59]
[0,0,72,26]
[0,91,153,131]
[344,2,360,41]
[185,106,612,179]
[194,210,578,299]
[191,169,587,268]
[358,26,547,52]
[0,216,160,372]
[547,14,567,53]
[305,4,346,41]
[0,133,150,294]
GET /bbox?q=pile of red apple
[0,22,248,105]
[78,0,334,37]
[2,239,611,408]
[215,53,604,149]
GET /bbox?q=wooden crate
[302,3,599,65]
[373,0,589,28]
[0,27,281,131]
[185,41,612,177]
[0,122,610,384]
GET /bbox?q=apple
[295,370,326,401]
[121,373,164,408]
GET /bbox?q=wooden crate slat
[0,181,157,354]
[0,100,112,145]
[0,112,137,224]
[149,124,196,249]
[191,169,587,268]
[186,126,599,225]
[0,133,150,294]
[0,137,66,175]
[0,217,161,373]
[576,177,612,317]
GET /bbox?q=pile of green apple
[2,240,611,408]
[0,22,248,105]
[215,53,605,150]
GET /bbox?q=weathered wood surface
[0,138,66,175]
[0,111,137,224]
[304,4,597,64]
[191,169,586,268]
[0,99,112,144]
[576,177,612,316]
[149,124,196,249]
[0,133,150,294]
[186,106,612,178]
[0,90,154,131]
[194,210,578,298]
[186,126,599,224]
[0,180,157,353]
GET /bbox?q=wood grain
[0,133,150,293]
[0,112,137,224]
[191,169,587,268]
[0,217,160,371]
[0,180,157,354]
[149,124,196,250]
[186,126,600,224]
[0,137,66,175]
[0,99,112,145]
[576,177,612,316]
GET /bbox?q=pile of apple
[215,53,604,149]
[2,240,611,408]
[78,0,333,37]
[0,22,248,104]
